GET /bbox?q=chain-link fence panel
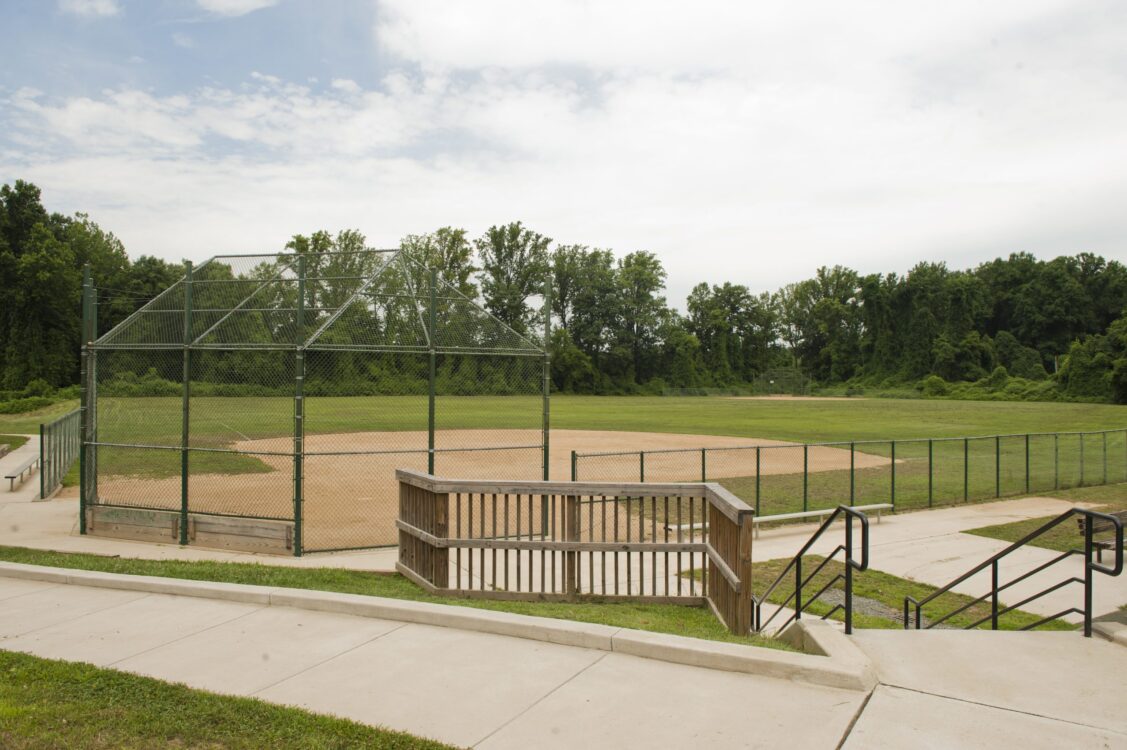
[1027,433,1057,493]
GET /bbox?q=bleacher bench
[1076,510,1127,563]
[5,454,40,491]
[665,503,894,538]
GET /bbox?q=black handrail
[753,506,870,635]
[904,508,1123,636]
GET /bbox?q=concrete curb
[1093,619,1127,648]
[0,561,874,691]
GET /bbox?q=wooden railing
[396,470,755,634]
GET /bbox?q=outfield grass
[0,650,451,749]
[0,546,791,650]
[749,555,1074,631]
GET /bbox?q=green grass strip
[0,649,452,749]
[0,546,791,651]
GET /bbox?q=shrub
[920,375,949,397]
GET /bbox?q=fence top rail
[41,408,81,430]
[571,426,1127,459]
[395,469,754,522]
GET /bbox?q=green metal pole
[890,440,896,509]
[755,447,761,516]
[849,441,855,506]
[995,435,1000,498]
[1102,431,1107,486]
[428,270,437,475]
[1080,433,1085,486]
[39,422,45,500]
[640,451,645,482]
[570,450,577,481]
[1054,433,1059,489]
[78,266,92,533]
[293,254,306,557]
[1025,433,1031,494]
[542,274,551,481]
[803,444,808,512]
[701,448,706,482]
[928,438,933,508]
[963,437,968,502]
[179,261,192,546]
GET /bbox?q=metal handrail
[753,505,870,635]
[904,508,1123,636]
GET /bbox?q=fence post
[428,270,437,475]
[78,264,93,533]
[737,511,754,634]
[995,435,1000,498]
[292,254,306,557]
[564,494,578,596]
[701,448,706,482]
[755,447,761,517]
[802,444,808,512]
[963,437,969,502]
[570,450,577,481]
[928,439,933,508]
[849,441,855,506]
[1080,433,1085,486]
[1054,433,1059,489]
[39,423,45,501]
[179,260,192,546]
[542,274,551,481]
[890,440,896,509]
[640,451,645,482]
[1025,434,1031,494]
[1102,431,1108,486]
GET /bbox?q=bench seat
[1077,510,1127,563]
[5,454,40,491]
[664,503,894,537]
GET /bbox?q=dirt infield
[90,429,887,552]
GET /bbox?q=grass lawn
[964,482,1127,553]
[0,650,451,749]
[749,555,1074,631]
[0,434,29,451]
[0,545,791,651]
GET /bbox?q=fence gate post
[542,274,551,481]
[803,444,809,512]
[428,270,437,475]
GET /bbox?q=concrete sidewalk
[1,568,1124,748]
[0,433,42,503]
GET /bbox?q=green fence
[571,428,1127,519]
[40,408,81,500]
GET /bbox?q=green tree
[474,222,551,335]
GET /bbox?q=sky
[2,0,1126,305]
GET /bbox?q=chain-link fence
[39,408,80,499]
[79,249,549,555]
[573,428,1127,519]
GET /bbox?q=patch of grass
[0,546,792,651]
[963,481,1127,553]
[0,435,29,451]
[0,400,79,435]
[0,649,450,749]
[747,555,1075,631]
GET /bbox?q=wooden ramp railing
[396,470,755,634]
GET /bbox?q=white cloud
[172,33,195,49]
[58,0,120,18]
[7,1,1127,303]
[196,0,278,17]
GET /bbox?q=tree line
[2,178,1126,404]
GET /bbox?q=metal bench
[665,503,894,538]
[5,454,40,491]
[1077,509,1127,563]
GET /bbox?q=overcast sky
[2,0,1126,304]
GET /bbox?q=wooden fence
[396,469,755,634]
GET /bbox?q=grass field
[964,483,1127,553]
[0,650,450,749]
[0,434,29,451]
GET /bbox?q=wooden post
[736,511,754,635]
[565,494,579,596]
[434,491,449,587]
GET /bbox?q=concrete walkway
[0,433,42,503]
[2,570,1124,748]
